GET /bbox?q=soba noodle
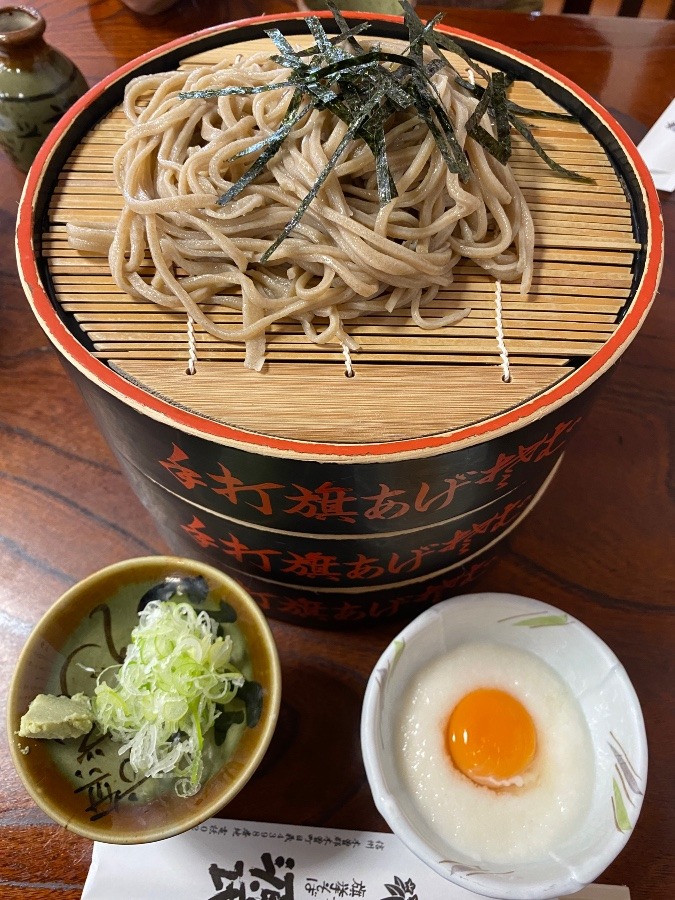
[67,45,535,371]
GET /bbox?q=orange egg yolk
[446,688,537,788]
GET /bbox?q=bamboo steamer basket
[16,13,663,627]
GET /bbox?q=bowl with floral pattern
[361,592,647,899]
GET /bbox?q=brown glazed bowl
[7,556,281,843]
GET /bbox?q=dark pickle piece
[137,574,210,612]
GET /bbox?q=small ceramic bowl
[7,556,281,844]
[361,592,647,899]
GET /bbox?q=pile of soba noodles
[67,33,534,371]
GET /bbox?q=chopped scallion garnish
[94,599,247,797]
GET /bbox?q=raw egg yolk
[446,688,537,787]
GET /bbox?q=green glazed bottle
[0,5,88,172]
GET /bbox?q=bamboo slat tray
[36,27,646,445]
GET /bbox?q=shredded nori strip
[455,75,593,181]
[260,82,390,263]
[401,1,488,82]
[506,99,585,121]
[180,1,594,254]
[410,70,470,179]
[509,114,595,183]
[179,82,297,100]
[465,71,511,164]
[217,93,310,205]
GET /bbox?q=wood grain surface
[0,1,673,898]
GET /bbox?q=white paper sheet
[80,817,630,900]
[637,97,675,192]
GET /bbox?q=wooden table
[1,1,673,897]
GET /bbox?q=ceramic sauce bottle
[0,5,88,171]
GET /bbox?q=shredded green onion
[94,600,245,797]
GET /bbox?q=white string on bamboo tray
[186,314,197,375]
[494,279,512,383]
[342,342,355,378]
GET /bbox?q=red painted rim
[16,12,664,461]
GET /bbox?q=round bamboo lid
[19,15,663,461]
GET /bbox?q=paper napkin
[81,817,630,900]
[637,97,675,193]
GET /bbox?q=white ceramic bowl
[361,592,647,899]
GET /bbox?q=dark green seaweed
[465,71,511,164]
[260,82,389,263]
[510,115,595,183]
[218,93,309,205]
[180,1,594,254]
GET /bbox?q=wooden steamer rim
[16,12,664,464]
